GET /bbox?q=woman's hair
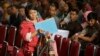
[87,12,98,21]
[25,4,37,19]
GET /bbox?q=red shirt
[20,20,38,52]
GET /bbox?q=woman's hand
[38,29,44,34]
[31,31,38,38]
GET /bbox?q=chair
[0,42,7,56]
[0,25,7,56]
[59,38,71,56]
[0,25,7,50]
[95,46,100,56]
[6,26,17,55]
[54,35,62,55]
[14,33,23,48]
[54,35,62,50]
[12,46,19,56]
[12,32,23,56]
[84,43,95,56]
[69,41,81,56]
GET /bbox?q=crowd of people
[0,0,100,56]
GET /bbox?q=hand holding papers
[35,18,69,40]
[35,18,58,34]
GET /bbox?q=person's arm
[78,26,99,42]
[20,21,38,42]
[78,33,97,42]
[79,29,99,42]
[72,29,86,41]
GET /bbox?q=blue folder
[35,18,58,34]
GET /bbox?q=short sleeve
[93,31,99,36]
[80,29,87,35]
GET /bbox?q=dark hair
[50,2,58,9]
[25,4,37,19]
[9,4,19,9]
[87,12,97,21]
[17,5,25,9]
[70,8,79,14]
[49,3,58,10]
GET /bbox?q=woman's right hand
[38,29,44,34]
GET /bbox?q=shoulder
[94,23,100,30]
[38,18,43,22]
[20,20,33,27]
[21,20,29,25]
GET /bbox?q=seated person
[72,12,100,49]
[60,8,83,38]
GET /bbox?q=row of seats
[0,25,22,56]
[54,35,100,56]
[0,24,100,56]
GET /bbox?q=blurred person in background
[1,1,10,25]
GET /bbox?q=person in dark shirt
[9,5,19,27]
[9,5,26,29]
[66,8,83,38]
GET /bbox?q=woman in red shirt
[18,4,42,56]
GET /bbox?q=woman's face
[29,9,37,20]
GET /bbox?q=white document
[51,29,69,40]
